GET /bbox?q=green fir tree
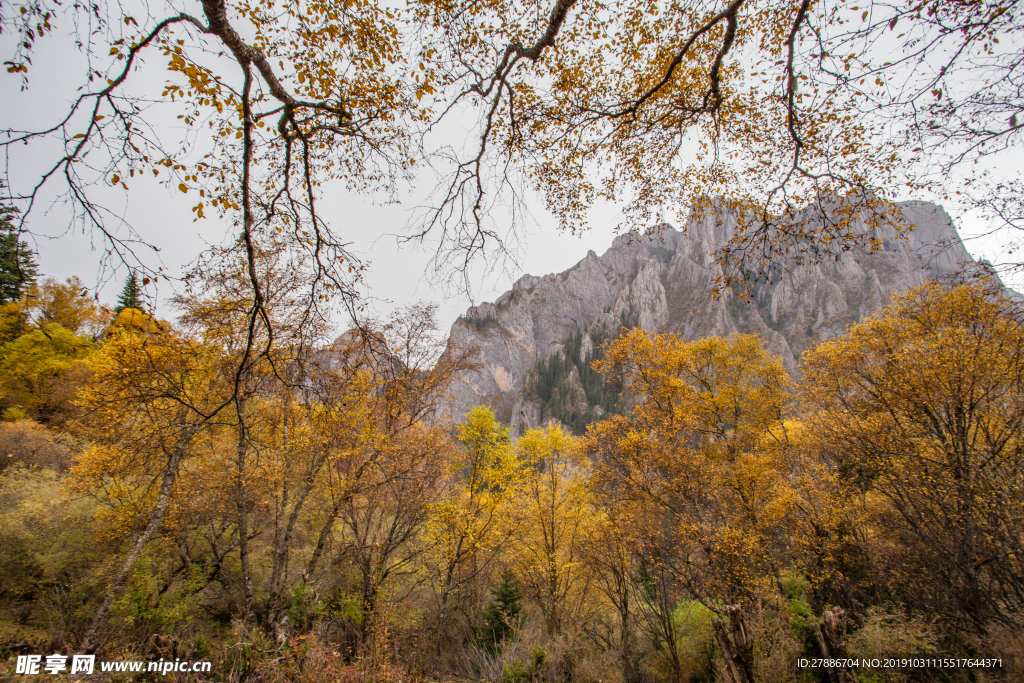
[480,571,523,653]
[0,190,39,305]
[114,271,143,313]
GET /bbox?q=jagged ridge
[443,200,980,435]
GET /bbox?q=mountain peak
[444,200,980,435]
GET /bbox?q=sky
[0,14,631,335]
[0,16,633,335]
[3,8,1021,339]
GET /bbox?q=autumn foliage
[1,278,1023,682]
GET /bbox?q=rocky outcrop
[442,199,987,434]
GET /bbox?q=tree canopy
[802,280,1024,636]
[2,0,1021,332]
[0,251,1021,680]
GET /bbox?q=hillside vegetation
[1,263,1022,682]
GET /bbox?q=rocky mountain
[442,200,986,434]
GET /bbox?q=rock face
[443,200,982,434]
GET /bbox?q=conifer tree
[480,571,523,651]
[114,271,142,313]
[0,191,39,305]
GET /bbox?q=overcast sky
[3,15,1021,339]
[0,19,635,335]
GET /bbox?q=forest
[523,328,622,434]
[2,0,1023,679]
[1,216,1022,682]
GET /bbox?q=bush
[0,419,77,472]
[503,659,532,683]
[671,601,716,683]
[847,607,937,683]
[748,600,804,683]
[1,407,26,422]
[0,465,106,644]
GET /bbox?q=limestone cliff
[443,200,984,434]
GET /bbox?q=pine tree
[479,571,523,652]
[0,191,39,305]
[114,271,143,313]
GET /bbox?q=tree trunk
[303,495,346,582]
[79,445,186,654]
[236,397,254,617]
[713,620,749,683]
[618,591,642,683]
[358,566,381,652]
[816,608,854,683]
[712,605,753,683]
[265,478,317,625]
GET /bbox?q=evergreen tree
[0,190,39,305]
[479,571,523,652]
[114,271,143,313]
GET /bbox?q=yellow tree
[261,375,377,626]
[70,292,446,648]
[0,323,93,421]
[579,504,645,683]
[0,276,108,420]
[177,296,377,629]
[801,281,1024,638]
[422,406,524,655]
[583,331,798,683]
[169,274,470,637]
[510,423,596,635]
[296,303,472,649]
[333,422,454,654]
[171,243,333,625]
[71,318,231,653]
[35,276,111,338]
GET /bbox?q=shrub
[0,419,77,472]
